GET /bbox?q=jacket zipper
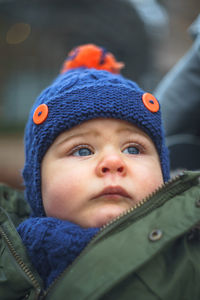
[44,170,199,298]
[0,226,42,298]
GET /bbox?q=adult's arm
[154,17,200,137]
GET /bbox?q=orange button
[142,93,159,113]
[33,104,48,125]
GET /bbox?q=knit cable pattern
[17,217,99,288]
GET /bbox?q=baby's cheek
[134,166,163,202]
[142,174,163,198]
[44,172,83,218]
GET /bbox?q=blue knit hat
[23,44,170,217]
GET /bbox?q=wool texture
[17,218,99,288]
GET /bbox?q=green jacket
[0,171,200,300]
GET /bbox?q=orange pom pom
[60,44,124,74]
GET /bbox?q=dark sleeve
[154,30,200,137]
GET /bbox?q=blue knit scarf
[17,217,99,288]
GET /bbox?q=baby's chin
[86,205,128,228]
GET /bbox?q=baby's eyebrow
[55,130,99,147]
[117,127,143,135]
[117,127,148,139]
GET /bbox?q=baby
[41,117,164,228]
[17,44,170,288]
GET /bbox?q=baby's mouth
[94,186,131,200]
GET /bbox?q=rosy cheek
[134,165,163,201]
[145,174,163,195]
[49,174,82,212]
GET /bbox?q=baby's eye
[72,147,93,157]
[123,146,140,155]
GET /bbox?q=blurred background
[0,0,199,190]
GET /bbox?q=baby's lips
[94,186,131,199]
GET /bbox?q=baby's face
[41,118,163,228]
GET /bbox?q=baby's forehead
[53,118,152,145]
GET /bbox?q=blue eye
[72,147,93,156]
[123,146,140,155]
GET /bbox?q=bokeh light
[6,22,31,44]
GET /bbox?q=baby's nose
[96,154,127,177]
